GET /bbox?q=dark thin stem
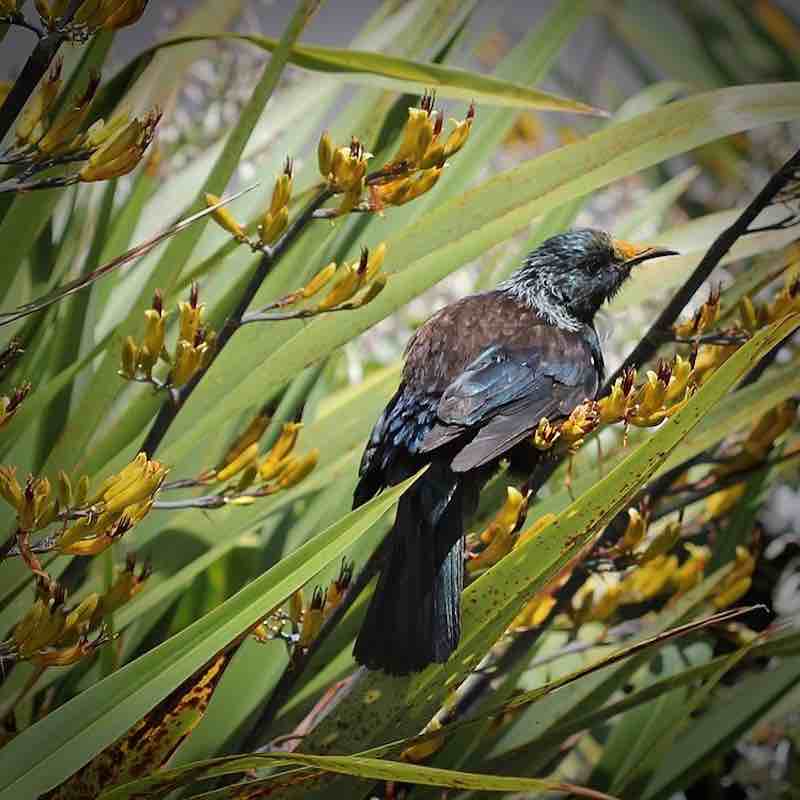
[3,14,45,38]
[739,329,796,388]
[654,449,800,520]
[140,157,415,457]
[0,0,84,144]
[0,174,77,194]
[670,331,750,347]
[240,305,363,325]
[603,146,800,392]
[140,188,333,457]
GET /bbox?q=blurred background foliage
[0,1,800,798]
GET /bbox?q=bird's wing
[420,337,598,472]
[354,387,438,506]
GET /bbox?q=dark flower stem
[603,145,800,391]
[140,188,333,457]
[140,162,404,457]
[0,0,84,144]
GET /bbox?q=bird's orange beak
[613,239,679,266]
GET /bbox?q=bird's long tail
[353,463,479,675]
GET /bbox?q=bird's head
[501,228,678,329]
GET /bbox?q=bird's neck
[498,273,587,332]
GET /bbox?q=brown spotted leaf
[43,652,233,800]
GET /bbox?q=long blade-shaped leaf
[0,187,259,327]
[104,33,604,114]
[272,313,800,798]
[0,471,423,800]
[98,753,618,800]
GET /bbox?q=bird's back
[355,290,601,504]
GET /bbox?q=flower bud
[738,295,759,333]
[259,206,289,246]
[172,340,206,387]
[561,401,600,448]
[622,554,678,601]
[590,584,623,622]
[269,167,293,218]
[0,383,31,431]
[222,413,271,467]
[317,131,334,179]
[139,308,165,377]
[277,449,319,489]
[64,593,100,636]
[216,443,259,483]
[324,558,354,618]
[365,242,387,282]
[103,461,166,515]
[512,592,556,629]
[743,400,796,460]
[0,466,23,511]
[639,520,681,563]
[16,59,62,145]
[442,116,472,159]
[289,589,303,626]
[619,507,647,552]
[178,288,203,344]
[39,72,101,155]
[348,273,387,308]
[533,417,560,450]
[712,576,751,608]
[665,354,693,404]
[205,193,246,239]
[693,343,737,383]
[317,264,364,311]
[298,586,325,648]
[102,0,150,30]
[301,262,337,299]
[120,336,138,379]
[599,368,636,424]
[671,543,710,594]
[258,423,302,481]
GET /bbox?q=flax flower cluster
[249,245,389,323]
[120,285,216,389]
[466,267,800,637]
[3,62,159,187]
[1,556,149,668]
[316,92,474,217]
[0,453,166,566]
[206,157,295,250]
[209,421,319,502]
[253,559,354,651]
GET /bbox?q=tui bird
[352,228,677,675]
